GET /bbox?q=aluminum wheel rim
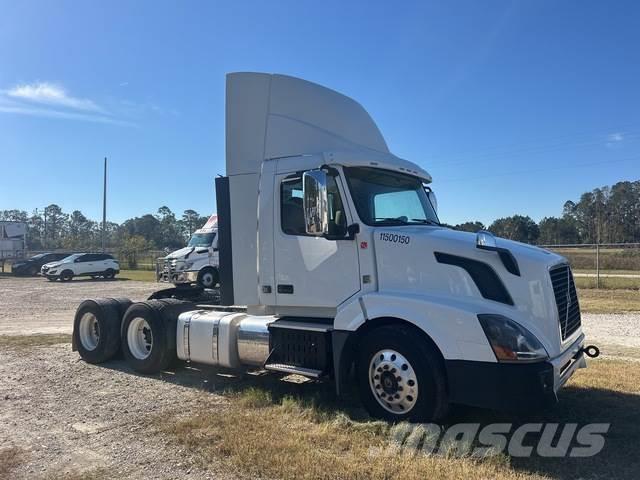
[127,317,153,360]
[201,272,214,287]
[369,349,419,414]
[79,312,100,351]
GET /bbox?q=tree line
[1,179,638,252]
[452,179,640,244]
[0,206,209,254]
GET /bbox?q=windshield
[344,167,439,226]
[31,253,48,259]
[187,232,216,248]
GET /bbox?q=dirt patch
[0,343,235,480]
[0,276,158,335]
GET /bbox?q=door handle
[277,284,294,294]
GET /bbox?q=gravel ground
[0,275,638,478]
[0,275,159,335]
[0,344,235,480]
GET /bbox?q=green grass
[578,288,640,313]
[157,359,640,480]
[0,447,24,480]
[0,334,72,348]
[575,276,640,290]
[117,269,156,282]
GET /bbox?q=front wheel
[197,267,218,288]
[60,270,74,282]
[356,326,448,422]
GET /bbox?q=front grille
[550,264,581,341]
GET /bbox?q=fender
[335,292,498,363]
[331,292,500,396]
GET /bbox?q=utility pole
[43,208,47,250]
[102,157,107,253]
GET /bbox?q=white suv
[41,253,120,282]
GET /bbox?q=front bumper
[158,269,199,285]
[446,335,586,412]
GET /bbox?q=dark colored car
[11,253,71,276]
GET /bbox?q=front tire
[356,325,448,422]
[197,267,218,288]
[60,270,74,282]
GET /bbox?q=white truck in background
[0,221,27,272]
[72,73,599,422]
[156,215,219,288]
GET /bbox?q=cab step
[263,363,323,378]
[265,318,333,376]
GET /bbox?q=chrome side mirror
[303,169,329,236]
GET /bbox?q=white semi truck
[157,215,219,288]
[72,73,598,421]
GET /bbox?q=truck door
[274,171,360,308]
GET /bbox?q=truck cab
[157,215,219,288]
[73,73,596,422]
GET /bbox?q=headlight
[478,314,548,363]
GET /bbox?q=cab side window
[280,174,347,237]
[281,178,306,235]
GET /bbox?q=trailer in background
[0,221,27,272]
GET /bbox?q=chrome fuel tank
[177,310,275,368]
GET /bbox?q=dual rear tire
[73,298,132,363]
[74,298,194,374]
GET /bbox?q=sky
[1,0,638,226]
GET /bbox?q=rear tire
[103,268,116,280]
[73,299,122,364]
[197,267,218,288]
[121,299,194,374]
[356,325,448,422]
[60,270,74,282]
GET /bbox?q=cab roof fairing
[225,72,432,183]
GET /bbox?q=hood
[43,261,64,268]
[165,247,196,260]
[418,227,564,266]
[373,226,567,354]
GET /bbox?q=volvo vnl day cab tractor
[72,72,599,422]
[157,214,220,288]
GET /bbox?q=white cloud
[6,82,103,112]
[605,132,625,148]
[0,81,140,127]
[0,103,136,127]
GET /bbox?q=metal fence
[21,249,167,271]
[540,243,640,289]
[16,243,640,289]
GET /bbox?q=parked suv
[41,253,120,281]
[11,252,71,276]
